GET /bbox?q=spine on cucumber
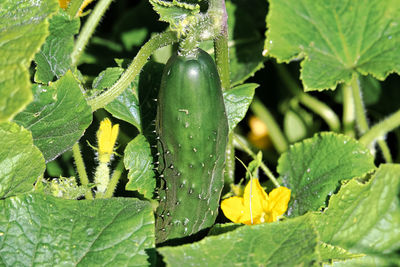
[155,48,228,243]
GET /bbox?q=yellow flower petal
[221,181,291,225]
[243,178,269,219]
[97,118,119,163]
[221,196,246,223]
[268,186,291,217]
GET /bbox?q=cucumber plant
[155,48,229,243]
[3,0,400,266]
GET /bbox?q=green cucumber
[155,48,229,243]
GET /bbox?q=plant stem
[224,133,235,185]
[342,83,355,137]
[350,75,369,134]
[214,35,230,91]
[71,0,114,66]
[233,134,280,188]
[376,140,392,163]
[212,0,230,91]
[104,159,125,198]
[250,98,288,153]
[66,0,85,17]
[88,31,178,111]
[72,142,93,200]
[360,109,400,147]
[210,0,235,187]
[350,74,392,162]
[274,63,340,132]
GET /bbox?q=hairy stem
[87,31,178,111]
[360,109,400,147]
[342,83,355,137]
[275,63,340,132]
[209,0,235,187]
[72,142,93,200]
[212,0,230,91]
[71,0,114,66]
[351,74,392,162]
[104,159,125,198]
[251,98,288,153]
[233,134,280,187]
[350,75,369,134]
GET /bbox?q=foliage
[1,0,400,266]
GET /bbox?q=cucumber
[155,48,229,243]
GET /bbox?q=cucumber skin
[155,49,228,243]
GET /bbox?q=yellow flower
[221,179,291,225]
[97,118,119,163]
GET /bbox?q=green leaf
[223,83,258,132]
[159,214,320,266]
[13,72,93,162]
[101,68,142,130]
[0,122,45,198]
[92,67,125,90]
[277,132,375,217]
[0,0,59,121]
[0,193,155,266]
[34,10,80,84]
[319,242,364,265]
[149,0,200,30]
[328,254,400,267]
[265,0,400,91]
[200,1,265,86]
[124,134,155,199]
[313,164,400,255]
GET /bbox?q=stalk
[72,142,93,199]
[360,109,400,147]
[233,134,280,188]
[87,31,178,111]
[350,75,392,162]
[250,98,288,153]
[71,0,114,66]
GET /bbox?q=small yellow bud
[97,118,119,163]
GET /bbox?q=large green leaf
[0,122,45,198]
[13,72,92,162]
[124,134,155,199]
[159,214,320,266]
[265,0,400,91]
[223,83,258,132]
[200,1,265,86]
[277,133,375,217]
[0,0,59,121]
[313,164,400,256]
[34,10,80,84]
[0,193,155,266]
[101,67,141,130]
